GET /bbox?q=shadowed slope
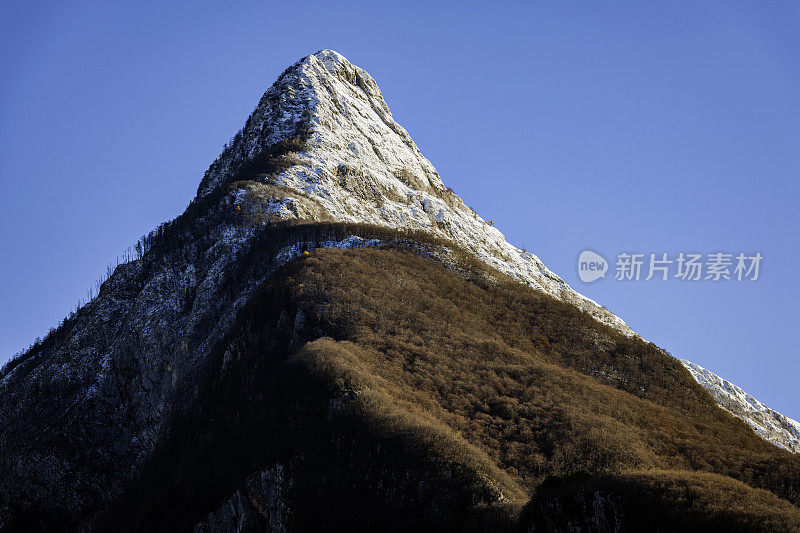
[100,243,800,530]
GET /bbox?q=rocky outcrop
[194,465,290,533]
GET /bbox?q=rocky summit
[1,50,798,531]
[197,50,629,332]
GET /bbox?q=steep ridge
[0,50,798,531]
[681,360,800,453]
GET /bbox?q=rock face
[0,49,797,531]
[194,465,290,533]
[681,360,800,453]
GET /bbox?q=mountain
[1,50,798,531]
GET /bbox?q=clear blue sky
[1,1,798,419]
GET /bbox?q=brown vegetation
[272,244,800,526]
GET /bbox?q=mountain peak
[194,51,630,333]
[196,49,395,198]
[306,48,353,71]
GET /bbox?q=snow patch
[275,235,382,263]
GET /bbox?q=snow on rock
[200,49,630,335]
[275,236,382,263]
[681,360,800,453]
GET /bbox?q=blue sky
[1,1,798,419]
